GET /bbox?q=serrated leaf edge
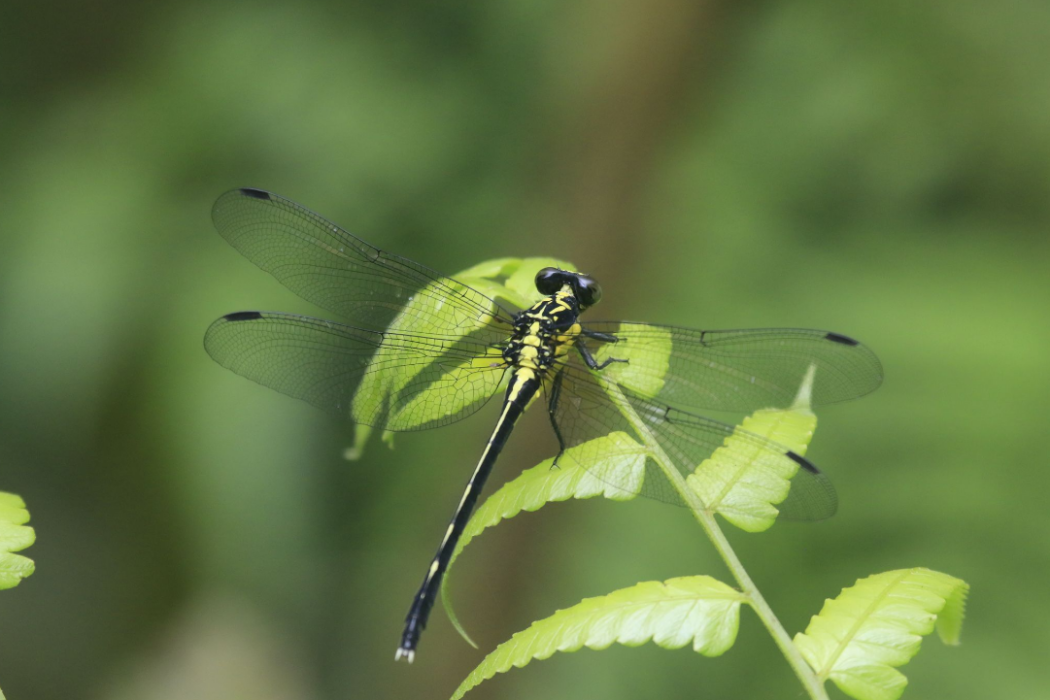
[450,576,745,700]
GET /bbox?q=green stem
[608,385,829,700]
[693,510,829,700]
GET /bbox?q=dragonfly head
[535,267,603,309]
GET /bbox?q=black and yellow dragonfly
[204,188,883,662]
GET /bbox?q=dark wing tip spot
[787,451,820,474]
[825,332,859,346]
[223,311,264,322]
[239,188,271,200]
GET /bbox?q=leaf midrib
[816,569,913,680]
[710,410,791,511]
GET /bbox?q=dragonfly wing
[212,189,517,335]
[205,311,507,431]
[550,359,837,521]
[580,323,882,413]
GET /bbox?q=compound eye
[535,267,565,295]
[576,276,603,307]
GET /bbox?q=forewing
[205,311,506,431]
[550,358,837,521]
[212,188,517,335]
[582,323,882,413]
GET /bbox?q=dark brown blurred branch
[543,0,719,281]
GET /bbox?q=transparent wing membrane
[205,311,506,431]
[582,323,883,413]
[212,188,517,334]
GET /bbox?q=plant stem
[608,385,829,700]
[692,510,830,700]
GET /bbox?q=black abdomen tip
[786,451,820,474]
[240,188,271,200]
[824,332,859,346]
[224,311,264,322]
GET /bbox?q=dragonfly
[204,188,883,662]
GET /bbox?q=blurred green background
[2,1,1048,698]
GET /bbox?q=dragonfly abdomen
[397,370,541,661]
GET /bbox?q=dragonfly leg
[576,338,628,371]
[581,329,620,343]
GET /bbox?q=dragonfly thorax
[503,292,583,373]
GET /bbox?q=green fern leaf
[794,568,969,700]
[0,492,35,590]
[450,576,745,700]
[687,364,818,532]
